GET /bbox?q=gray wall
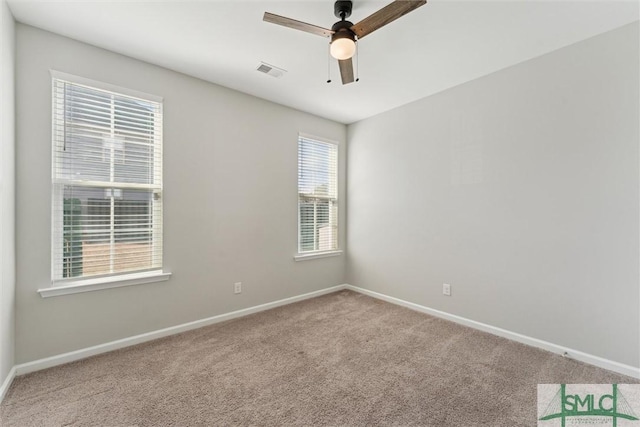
[0,0,15,385]
[347,23,640,367]
[15,24,346,363]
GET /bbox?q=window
[51,72,164,288]
[298,134,338,254]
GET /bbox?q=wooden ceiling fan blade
[263,12,333,38]
[350,0,426,39]
[339,58,355,85]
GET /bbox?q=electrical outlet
[234,282,242,294]
[443,283,451,296]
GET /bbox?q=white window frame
[294,133,342,261]
[40,71,170,298]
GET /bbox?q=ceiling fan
[263,0,427,85]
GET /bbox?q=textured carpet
[1,290,637,426]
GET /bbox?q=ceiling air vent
[256,62,286,78]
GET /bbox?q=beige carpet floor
[1,290,637,426]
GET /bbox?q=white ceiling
[7,0,639,124]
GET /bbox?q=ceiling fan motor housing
[334,0,353,19]
[331,20,356,44]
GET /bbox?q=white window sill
[38,270,172,298]
[294,250,343,262]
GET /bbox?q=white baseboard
[0,366,16,404]
[10,283,639,383]
[14,284,347,376]
[345,284,640,379]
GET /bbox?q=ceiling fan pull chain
[327,43,332,83]
[355,40,360,82]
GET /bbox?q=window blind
[298,135,338,253]
[51,75,163,285]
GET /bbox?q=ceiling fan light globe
[330,38,356,60]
